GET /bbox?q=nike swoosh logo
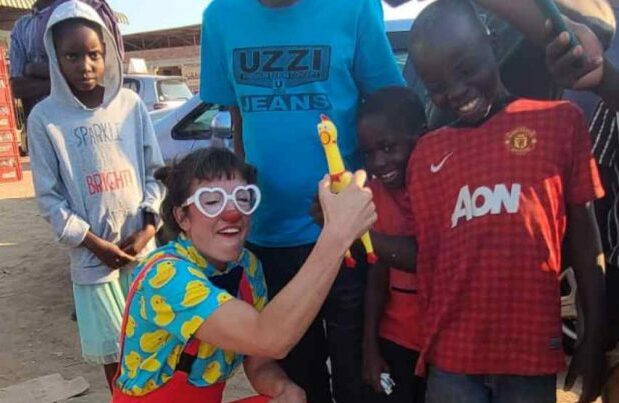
[430,152,454,173]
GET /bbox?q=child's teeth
[381,171,397,181]
[460,99,478,113]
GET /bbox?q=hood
[44,0,122,109]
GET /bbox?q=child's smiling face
[412,12,503,124]
[358,114,417,190]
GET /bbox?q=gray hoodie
[28,0,165,285]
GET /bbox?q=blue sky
[106,0,430,34]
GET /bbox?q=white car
[153,95,232,164]
[123,74,193,112]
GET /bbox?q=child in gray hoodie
[27,0,164,389]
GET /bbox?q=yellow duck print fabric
[115,235,268,396]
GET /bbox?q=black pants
[364,338,426,403]
[247,242,367,403]
[608,263,619,348]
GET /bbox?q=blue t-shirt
[200,0,405,247]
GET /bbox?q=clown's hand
[318,170,376,245]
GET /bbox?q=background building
[1,0,128,50]
[123,25,200,90]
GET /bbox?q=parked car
[153,95,232,164]
[149,105,177,124]
[123,74,192,112]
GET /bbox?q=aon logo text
[451,184,521,228]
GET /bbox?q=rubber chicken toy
[317,114,378,268]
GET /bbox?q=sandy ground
[0,160,596,402]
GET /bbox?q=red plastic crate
[0,100,13,112]
[0,47,8,77]
[0,155,22,182]
[0,130,16,143]
[0,102,14,117]
[0,104,15,130]
[0,156,18,168]
[0,165,22,182]
[0,142,18,158]
[0,79,11,104]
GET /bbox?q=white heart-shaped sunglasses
[182,185,261,218]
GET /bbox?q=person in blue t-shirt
[200,0,404,401]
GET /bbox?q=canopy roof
[0,0,128,31]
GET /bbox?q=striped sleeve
[590,101,619,168]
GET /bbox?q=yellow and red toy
[317,114,378,268]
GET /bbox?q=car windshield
[156,78,193,101]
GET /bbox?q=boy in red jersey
[408,1,607,402]
[358,86,427,403]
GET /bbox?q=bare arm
[8,26,50,100]
[243,356,305,401]
[195,172,376,358]
[197,229,350,358]
[594,60,619,110]
[230,106,245,160]
[371,232,417,271]
[363,263,389,350]
[362,261,390,392]
[565,203,606,403]
[10,76,50,101]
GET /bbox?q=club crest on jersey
[451,183,521,228]
[504,127,537,155]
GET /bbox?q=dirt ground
[0,160,594,402]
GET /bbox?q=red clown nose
[220,209,242,222]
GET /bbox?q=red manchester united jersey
[407,99,604,375]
